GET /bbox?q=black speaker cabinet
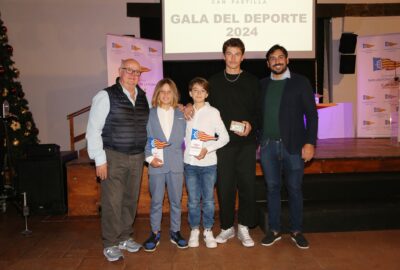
[17,155,66,215]
[340,54,356,74]
[339,33,358,54]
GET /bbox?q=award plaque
[230,121,245,133]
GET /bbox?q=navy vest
[102,83,149,155]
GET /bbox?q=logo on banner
[384,41,397,47]
[373,57,400,71]
[363,120,375,126]
[382,81,400,89]
[384,94,397,100]
[362,95,375,100]
[384,119,397,125]
[373,107,386,113]
[140,66,151,73]
[362,43,374,49]
[131,45,141,51]
[112,42,123,49]
[149,47,158,53]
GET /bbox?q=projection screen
[162,0,315,60]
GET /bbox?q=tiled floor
[1,206,400,270]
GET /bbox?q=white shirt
[85,84,138,166]
[145,106,175,164]
[184,102,229,166]
[157,106,174,141]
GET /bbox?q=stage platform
[256,138,400,233]
[256,138,400,176]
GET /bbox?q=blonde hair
[151,78,180,108]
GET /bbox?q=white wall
[0,0,157,150]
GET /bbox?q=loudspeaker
[17,155,66,215]
[339,33,358,54]
[26,144,60,158]
[340,55,356,74]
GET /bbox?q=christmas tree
[0,13,39,187]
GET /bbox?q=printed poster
[357,33,400,139]
[106,34,163,103]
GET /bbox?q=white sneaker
[188,228,200,247]
[237,224,255,247]
[215,227,235,244]
[203,229,217,248]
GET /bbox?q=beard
[271,64,287,75]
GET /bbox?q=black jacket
[259,72,318,154]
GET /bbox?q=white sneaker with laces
[188,228,200,247]
[203,229,217,248]
[237,224,255,247]
[215,227,235,244]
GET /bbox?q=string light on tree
[0,13,39,184]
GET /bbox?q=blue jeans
[260,139,304,233]
[184,164,217,229]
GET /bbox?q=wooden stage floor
[313,138,400,159]
[256,138,400,175]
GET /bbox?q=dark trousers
[101,149,144,248]
[216,143,257,229]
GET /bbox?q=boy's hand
[196,148,208,160]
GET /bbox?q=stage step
[257,199,400,233]
[256,171,400,232]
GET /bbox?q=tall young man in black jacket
[208,38,260,247]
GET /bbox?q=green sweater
[262,79,286,140]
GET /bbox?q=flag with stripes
[373,57,400,71]
[191,129,217,142]
[150,137,170,149]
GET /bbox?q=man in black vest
[259,45,318,249]
[86,58,149,262]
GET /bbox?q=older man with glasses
[86,58,149,262]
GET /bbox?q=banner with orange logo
[357,33,400,139]
[106,34,163,104]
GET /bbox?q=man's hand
[150,158,164,168]
[182,103,194,120]
[302,144,315,163]
[96,163,108,181]
[196,148,208,160]
[234,121,252,137]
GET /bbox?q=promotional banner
[357,33,400,138]
[106,34,163,103]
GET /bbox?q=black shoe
[261,231,282,246]
[291,232,309,249]
[170,231,188,249]
[143,232,161,252]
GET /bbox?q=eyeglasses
[121,67,141,75]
